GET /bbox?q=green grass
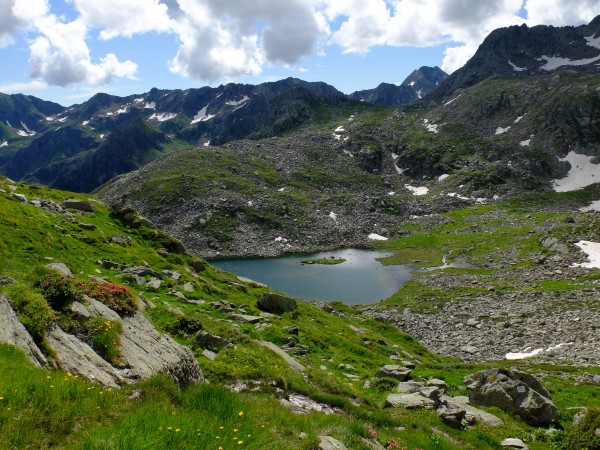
[300,258,346,265]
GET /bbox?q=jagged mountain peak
[434,15,600,98]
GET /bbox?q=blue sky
[0,0,597,106]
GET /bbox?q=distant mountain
[434,15,600,98]
[0,78,350,192]
[349,66,447,106]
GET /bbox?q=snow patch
[572,240,600,268]
[225,95,249,108]
[519,139,531,147]
[552,151,599,192]
[443,94,461,106]
[203,140,210,147]
[329,211,338,223]
[0,141,7,147]
[191,106,215,124]
[347,114,355,123]
[45,116,56,122]
[447,192,470,201]
[116,107,128,115]
[99,134,105,139]
[538,53,600,71]
[387,191,395,196]
[585,33,600,50]
[438,174,450,182]
[495,126,511,135]
[149,112,177,122]
[409,81,415,86]
[368,233,388,241]
[416,89,422,99]
[82,120,89,126]
[395,165,407,175]
[506,343,572,360]
[580,200,600,212]
[423,119,438,133]
[144,102,156,109]
[16,130,29,137]
[514,115,525,123]
[278,188,285,192]
[508,60,527,72]
[274,236,288,243]
[405,185,429,196]
[391,152,399,160]
[134,98,144,103]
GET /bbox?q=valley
[1,16,600,450]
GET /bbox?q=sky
[0,0,598,106]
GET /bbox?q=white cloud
[0,80,48,93]
[0,0,48,47]
[28,15,138,87]
[71,0,174,39]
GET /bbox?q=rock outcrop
[464,368,558,426]
[257,293,298,314]
[0,295,48,367]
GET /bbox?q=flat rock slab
[230,314,262,324]
[45,262,73,277]
[386,393,436,409]
[257,340,305,372]
[318,436,348,450]
[442,395,503,427]
[0,295,47,367]
[62,199,95,212]
[502,438,529,449]
[376,364,412,381]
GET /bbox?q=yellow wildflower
[238,411,244,416]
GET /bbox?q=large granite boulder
[257,293,297,314]
[0,295,48,367]
[318,436,348,450]
[62,199,95,212]
[375,364,412,381]
[464,368,558,426]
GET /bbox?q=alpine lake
[211,248,415,305]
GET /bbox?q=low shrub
[371,377,399,393]
[34,274,83,311]
[6,285,54,341]
[564,407,600,450]
[77,280,137,316]
[88,318,123,364]
[165,316,203,336]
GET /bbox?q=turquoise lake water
[211,248,415,305]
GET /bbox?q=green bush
[165,316,203,336]
[6,285,54,341]
[34,274,83,311]
[371,377,399,393]
[88,317,123,364]
[564,407,600,450]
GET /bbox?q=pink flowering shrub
[34,274,83,310]
[76,280,137,316]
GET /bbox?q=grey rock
[437,406,466,429]
[237,276,267,288]
[0,295,48,367]
[257,292,297,314]
[109,234,131,245]
[464,368,557,426]
[70,301,91,319]
[62,199,95,212]
[11,193,27,203]
[123,266,162,279]
[419,386,443,401]
[385,393,436,409]
[375,364,412,381]
[99,260,120,269]
[163,270,182,280]
[441,395,503,427]
[146,277,162,290]
[318,436,348,450]
[229,314,262,324]
[138,216,156,229]
[119,312,204,388]
[191,259,207,272]
[202,349,217,361]
[183,282,194,292]
[397,381,425,393]
[79,223,96,231]
[45,262,73,277]
[195,331,232,352]
[428,378,449,393]
[501,438,529,449]
[47,324,125,388]
[257,340,306,372]
[0,276,16,286]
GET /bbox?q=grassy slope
[0,177,599,449]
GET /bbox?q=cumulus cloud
[168,0,327,80]
[0,0,48,47]
[71,0,174,39]
[28,15,138,87]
